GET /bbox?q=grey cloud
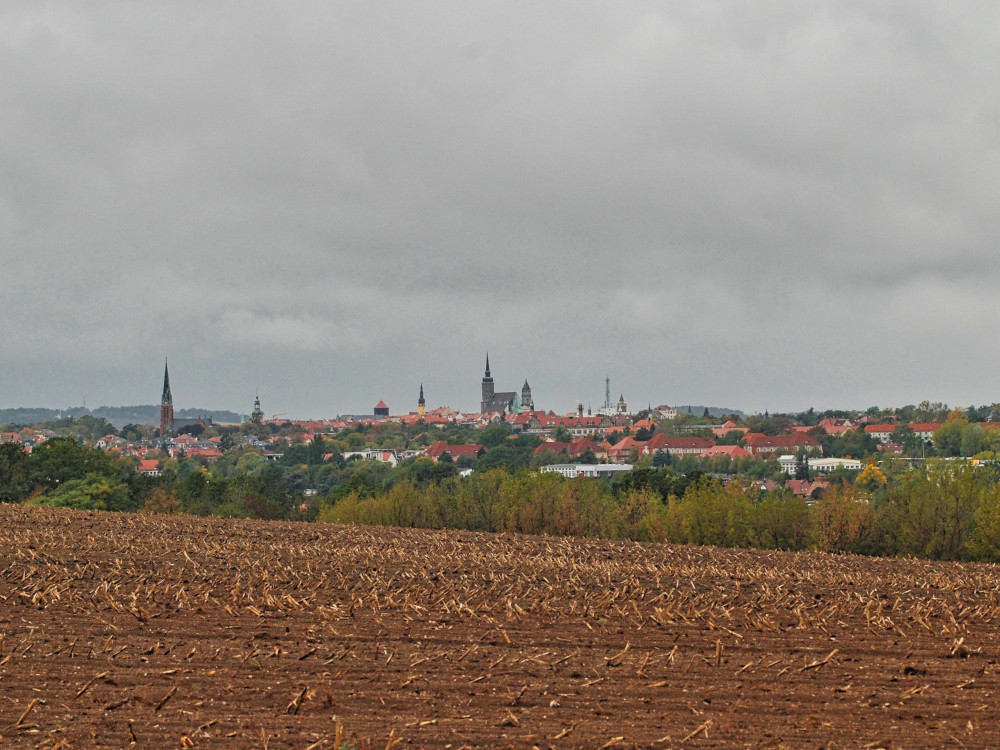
[3,1,1000,416]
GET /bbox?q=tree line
[6,438,1000,563]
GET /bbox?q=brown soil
[1,504,999,748]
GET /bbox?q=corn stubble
[1,504,999,747]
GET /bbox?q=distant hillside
[0,405,243,429]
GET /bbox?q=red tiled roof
[743,433,820,450]
[424,441,483,459]
[534,442,570,456]
[568,437,598,455]
[187,448,223,460]
[863,424,896,434]
[647,435,714,449]
[701,444,750,458]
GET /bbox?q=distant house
[173,434,198,448]
[187,447,223,461]
[513,411,613,437]
[816,418,855,436]
[701,444,750,459]
[909,423,942,442]
[785,478,830,497]
[645,434,714,456]
[742,433,821,456]
[778,455,863,476]
[607,436,645,464]
[630,418,657,433]
[652,405,679,420]
[863,422,940,445]
[424,441,484,463]
[711,421,747,438]
[533,437,600,460]
[862,424,896,444]
[342,448,404,467]
[533,441,570,458]
[138,459,161,476]
[541,464,634,478]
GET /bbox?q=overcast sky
[3,2,1000,418]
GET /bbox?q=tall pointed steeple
[418,383,426,418]
[481,352,495,412]
[159,357,174,437]
[161,358,172,401]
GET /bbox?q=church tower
[159,358,174,437]
[250,394,264,426]
[521,379,533,412]
[480,353,495,412]
[418,383,426,418]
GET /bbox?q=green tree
[809,485,878,554]
[28,438,122,492]
[308,435,327,465]
[72,415,118,440]
[885,462,978,560]
[119,423,146,442]
[480,423,511,448]
[933,420,965,457]
[794,451,810,480]
[0,441,31,502]
[913,401,950,423]
[33,473,132,511]
[960,423,988,457]
[967,482,1000,561]
[475,445,526,473]
[750,492,810,550]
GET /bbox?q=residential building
[742,433,821,455]
[541,463,633,478]
[424,441,484,463]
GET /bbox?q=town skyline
[1,351,992,425]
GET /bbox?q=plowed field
[2,505,1000,748]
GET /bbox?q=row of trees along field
[6,438,1000,562]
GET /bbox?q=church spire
[481,352,495,412]
[161,358,172,402]
[159,357,174,437]
[418,383,426,418]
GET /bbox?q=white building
[778,455,864,476]
[541,463,633,478]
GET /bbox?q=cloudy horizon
[3,2,999,419]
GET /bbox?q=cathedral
[480,354,533,415]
